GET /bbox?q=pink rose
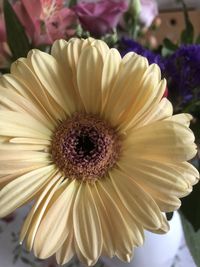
[139,0,158,27]
[73,0,128,36]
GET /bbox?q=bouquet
[0,0,199,266]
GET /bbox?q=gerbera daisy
[0,38,198,266]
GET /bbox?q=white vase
[103,211,183,267]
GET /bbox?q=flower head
[0,38,198,266]
[14,0,77,45]
[164,44,200,108]
[73,0,128,36]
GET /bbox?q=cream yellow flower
[0,38,199,266]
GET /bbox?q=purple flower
[73,0,128,36]
[119,37,165,72]
[164,45,200,107]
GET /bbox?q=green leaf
[21,257,33,265]
[183,102,200,141]
[166,212,174,221]
[3,0,31,60]
[179,0,194,44]
[180,213,200,267]
[181,22,194,44]
[195,34,200,44]
[161,38,178,57]
[163,38,178,51]
[68,0,77,8]
[181,177,200,231]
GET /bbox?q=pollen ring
[51,113,121,181]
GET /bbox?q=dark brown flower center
[51,114,121,182]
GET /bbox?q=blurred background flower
[0,0,200,266]
[73,0,128,36]
[13,0,78,45]
[119,37,165,72]
[139,0,158,27]
[164,44,200,112]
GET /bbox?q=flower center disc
[51,114,120,181]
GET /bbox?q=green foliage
[161,0,195,57]
[184,102,200,141]
[124,0,141,40]
[181,22,194,44]
[161,38,178,57]
[181,174,200,232]
[101,29,118,48]
[178,0,194,44]
[195,35,200,44]
[68,0,77,8]
[181,213,200,267]
[3,0,31,60]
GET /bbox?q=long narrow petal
[0,110,51,139]
[30,49,76,116]
[90,184,115,257]
[0,151,50,161]
[0,167,45,189]
[103,53,149,126]
[0,88,54,130]
[56,231,74,265]
[120,76,166,132]
[10,138,51,145]
[0,159,49,176]
[73,183,103,263]
[10,58,65,123]
[123,116,197,163]
[109,168,167,231]
[132,97,173,129]
[118,157,199,211]
[77,46,103,114]
[0,165,55,217]
[101,48,121,114]
[97,179,144,258]
[51,39,91,112]
[20,173,63,250]
[33,180,78,259]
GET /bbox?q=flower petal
[101,48,121,114]
[132,97,173,129]
[56,231,74,265]
[0,151,50,161]
[109,168,167,231]
[51,39,85,112]
[103,53,149,126]
[124,115,197,163]
[118,156,199,211]
[10,59,65,123]
[0,165,55,217]
[120,77,166,132]
[20,173,63,250]
[30,49,75,116]
[0,110,51,139]
[97,178,144,257]
[33,180,78,259]
[10,138,50,145]
[73,183,103,263]
[0,87,54,130]
[90,183,115,257]
[77,46,103,114]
